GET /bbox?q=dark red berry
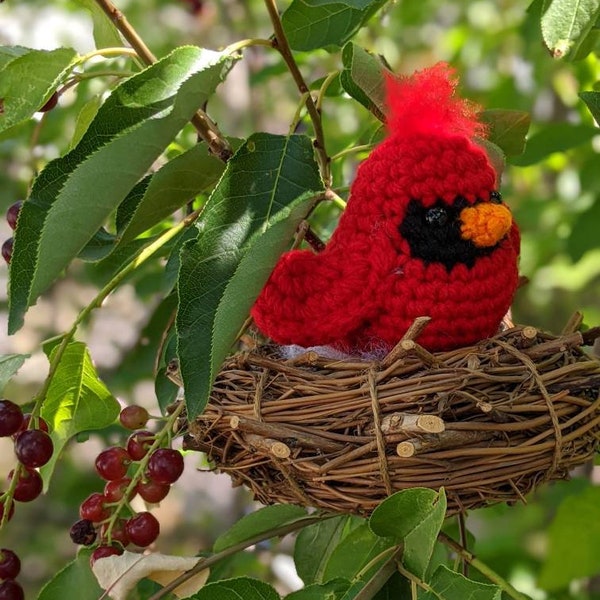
[5,202,22,231]
[70,519,97,546]
[16,413,49,436]
[0,579,24,600]
[137,479,170,504]
[1,239,12,265]
[79,493,110,522]
[14,429,53,467]
[0,549,20,579]
[183,0,204,15]
[125,512,160,547]
[9,466,42,502]
[0,400,23,437]
[90,545,123,567]
[103,477,136,503]
[126,431,154,461]
[38,91,59,113]
[0,500,15,523]
[101,518,130,548]
[147,448,184,484]
[119,405,149,430]
[95,447,131,481]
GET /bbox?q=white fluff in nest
[280,344,389,362]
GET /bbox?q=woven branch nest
[182,317,600,516]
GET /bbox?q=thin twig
[438,532,530,600]
[457,512,469,577]
[146,513,337,600]
[93,0,233,161]
[353,546,403,600]
[263,0,331,184]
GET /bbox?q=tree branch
[93,0,234,161]
[263,0,331,185]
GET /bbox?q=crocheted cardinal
[251,62,520,355]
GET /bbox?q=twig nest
[183,322,600,515]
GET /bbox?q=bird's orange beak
[460,202,512,248]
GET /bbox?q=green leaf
[8,46,236,333]
[281,0,388,51]
[164,226,199,291]
[70,95,103,149]
[510,123,597,166]
[38,549,103,600]
[153,319,179,413]
[285,579,354,600]
[580,90,600,122]
[420,565,502,600]
[541,0,600,59]
[214,505,308,553]
[369,489,448,583]
[538,485,600,590]
[322,523,395,582]
[77,228,117,262]
[0,47,77,132]
[0,45,29,70]
[176,133,323,418]
[479,109,530,157]
[402,489,447,578]
[339,582,368,599]
[294,515,363,585]
[475,139,506,179]
[190,577,280,600]
[340,42,388,121]
[370,488,443,541]
[567,196,600,262]
[116,143,225,246]
[75,0,123,49]
[40,342,120,488]
[0,354,29,393]
[374,572,411,600]
[567,197,600,261]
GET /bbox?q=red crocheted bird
[252,63,520,355]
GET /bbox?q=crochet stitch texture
[251,63,520,354]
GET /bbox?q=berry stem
[27,212,201,432]
[76,47,141,65]
[223,38,274,55]
[93,0,233,161]
[102,402,185,541]
[315,71,339,112]
[73,70,137,82]
[330,144,375,163]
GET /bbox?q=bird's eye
[425,207,448,227]
[489,191,502,204]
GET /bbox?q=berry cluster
[2,201,22,265]
[0,399,54,599]
[70,405,185,566]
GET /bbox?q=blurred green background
[1,0,600,598]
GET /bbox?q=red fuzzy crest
[385,62,485,139]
